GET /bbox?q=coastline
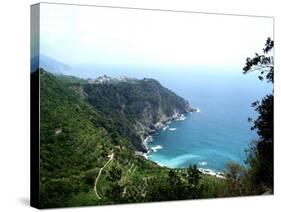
[198,168,226,179]
[137,107,226,179]
[134,149,226,179]
[142,108,198,154]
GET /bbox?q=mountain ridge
[72,73,194,152]
[36,69,226,208]
[37,68,166,207]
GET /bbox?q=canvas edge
[30,3,40,209]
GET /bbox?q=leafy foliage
[146,166,203,201]
[39,69,130,207]
[224,163,246,196]
[39,68,263,208]
[242,38,274,193]
[38,69,200,207]
[243,37,274,83]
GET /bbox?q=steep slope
[83,76,193,152]
[37,70,227,208]
[39,69,130,207]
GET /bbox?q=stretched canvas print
[30,2,274,209]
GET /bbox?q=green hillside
[38,69,234,208]
[82,77,192,152]
[39,69,168,207]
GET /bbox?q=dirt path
[94,153,114,199]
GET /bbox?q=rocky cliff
[82,76,193,152]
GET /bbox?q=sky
[37,3,273,71]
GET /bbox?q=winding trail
[94,153,114,199]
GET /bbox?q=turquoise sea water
[72,65,272,172]
[143,68,272,172]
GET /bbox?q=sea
[71,65,272,173]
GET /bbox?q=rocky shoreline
[134,107,226,179]
[198,168,226,179]
[140,108,198,153]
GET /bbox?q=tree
[105,166,123,203]
[186,165,203,198]
[146,166,203,201]
[187,165,201,186]
[107,166,122,182]
[243,37,274,193]
[168,170,181,186]
[105,183,124,203]
[225,163,245,195]
[243,37,274,83]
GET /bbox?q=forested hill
[34,38,275,208]
[38,69,198,208]
[40,69,137,207]
[37,68,269,208]
[82,75,192,152]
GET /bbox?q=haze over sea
[71,65,272,172]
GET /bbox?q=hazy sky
[38,3,273,69]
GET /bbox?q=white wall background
[0,0,279,211]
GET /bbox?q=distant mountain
[30,54,71,74]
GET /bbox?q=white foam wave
[175,114,186,121]
[154,161,164,167]
[198,168,225,179]
[162,126,169,131]
[177,117,186,121]
[169,128,177,131]
[150,145,163,152]
[198,161,207,166]
[135,151,149,159]
[144,136,153,144]
[143,153,148,159]
[153,154,200,168]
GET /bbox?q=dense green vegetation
[40,70,119,207]
[240,37,274,193]
[39,69,228,208]
[82,77,191,152]
[38,37,273,208]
